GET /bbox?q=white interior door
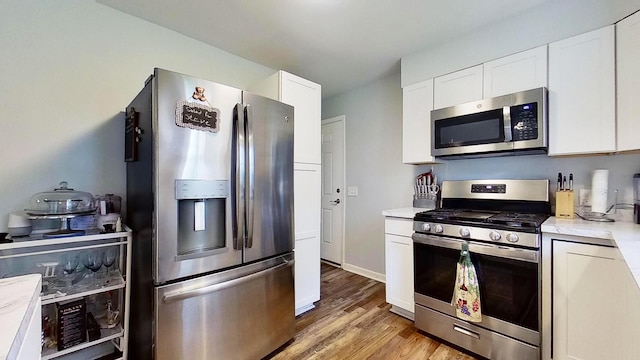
[320,115,345,265]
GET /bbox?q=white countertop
[0,274,41,360]
[382,207,432,219]
[542,217,640,288]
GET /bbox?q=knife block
[555,191,575,219]
[413,197,437,209]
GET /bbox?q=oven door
[413,233,540,345]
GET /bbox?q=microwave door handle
[503,106,513,143]
[244,104,255,249]
[232,103,245,250]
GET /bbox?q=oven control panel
[471,184,506,193]
[412,221,539,249]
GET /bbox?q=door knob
[330,199,341,205]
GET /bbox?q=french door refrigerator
[125,68,295,360]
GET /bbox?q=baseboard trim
[342,263,386,283]
[295,303,316,316]
[321,259,341,268]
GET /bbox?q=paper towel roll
[591,169,609,213]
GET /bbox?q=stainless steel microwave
[431,87,547,158]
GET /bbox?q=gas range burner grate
[415,209,549,229]
[486,212,550,228]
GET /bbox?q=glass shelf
[41,269,125,306]
[41,324,123,360]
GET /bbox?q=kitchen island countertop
[0,273,41,360]
[542,217,640,289]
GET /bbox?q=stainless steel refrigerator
[125,68,295,360]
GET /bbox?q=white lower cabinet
[294,163,321,315]
[17,297,42,360]
[384,218,414,319]
[551,238,640,360]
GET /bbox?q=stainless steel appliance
[412,179,551,360]
[125,68,295,360]
[431,87,548,158]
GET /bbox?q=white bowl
[8,226,32,237]
[8,212,31,227]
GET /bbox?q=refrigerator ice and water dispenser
[175,179,229,258]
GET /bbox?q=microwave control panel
[510,102,538,141]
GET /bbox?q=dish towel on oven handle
[451,242,482,322]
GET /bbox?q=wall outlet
[347,186,358,197]
[579,189,592,206]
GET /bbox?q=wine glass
[103,248,117,276]
[59,253,80,288]
[61,253,79,274]
[82,250,104,280]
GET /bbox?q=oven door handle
[412,233,538,263]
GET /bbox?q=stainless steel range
[412,179,550,360]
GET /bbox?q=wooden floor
[269,263,479,360]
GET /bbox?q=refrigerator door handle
[245,104,255,248]
[232,103,246,250]
[162,259,294,303]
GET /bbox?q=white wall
[325,1,640,278]
[0,1,273,230]
[322,71,415,277]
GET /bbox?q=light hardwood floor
[268,263,480,360]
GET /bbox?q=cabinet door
[402,79,436,164]
[623,265,640,359]
[483,45,548,98]
[548,26,615,156]
[616,11,640,152]
[294,163,321,314]
[384,233,414,313]
[433,65,483,109]
[553,241,625,360]
[17,298,41,360]
[280,72,322,164]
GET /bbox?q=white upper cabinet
[616,11,640,152]
[483,45,548,98]
[548,26,616,156]
[250,71,322,164]
[433,65,483,109]
[402,79,436,164]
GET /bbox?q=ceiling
[99,0,549,99]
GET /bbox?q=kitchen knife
[563,176,567,191]
[557,172,562,191]
[569,173,573,191]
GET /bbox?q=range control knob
[422,223,431,232]
[434,224,444,234]
[506,233,519,243]
[459,228,470,237]
[489,231,502,241]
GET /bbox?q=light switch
[347,187,358,197]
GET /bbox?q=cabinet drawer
[385,218,414,237]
